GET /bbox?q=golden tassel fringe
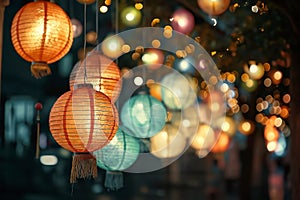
[70,153,98,183]
[31,62,51,79]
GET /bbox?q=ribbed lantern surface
[49,84,118,153]
[94,128,140,171]
[11,1,73,78]
[69,51,122,102]
[121,94,167,138]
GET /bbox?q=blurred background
[0,0,300,199]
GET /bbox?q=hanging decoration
[120,6,142,27]
[190,124,216,157]
[94,128,140,190]
[34,102,43,159]
[150,123,187,158]
[160,72,197,110]
[211,131,230,153]
[11,0,73,78]
[49,84,118,183]
[170,8,195,34]
[69,51,122,102]
[101,34,124,59]
[197,0,231,16]
[120,94,167,138]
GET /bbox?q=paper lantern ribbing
[197,0,231,16]
[69,51,122,102]
[94,128,140,171]
[11,1,73,78]
[49,84,118,183]
[150,123,187,158]
[121,94,167,138]
[160,72,197,110]
[94,128,140,191]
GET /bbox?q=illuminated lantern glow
[71,18,83,38]
[149,82,163,101]
[11,1,73,78]
[203,91,226,120]
[238,119,255,135]
[49,84,118,183]
[216,116,237,137]
[170,106,200,138]
[94,128,140,190]
[101,34,124,59]
[160,72,197,110]
[150,123,187,158]
[170,8,195,34]
[211,131,230,153]
[142,49,165,70]
[121,6,142,27]
[264,125,280,142]
[197,0,231,16]
[94,128,140,171]
[69,51,122,102]
[120,94,167,138]
[190,124,216,157]
[244,62,265,80]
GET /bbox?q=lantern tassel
[104,171,124,191]
[70,153,97,183]
[31,62,51,79]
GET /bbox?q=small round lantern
[94,128,140,171]
[160,72,197,110]
[121,6,142,27]
[190,124,216,157]
[120,94,167,138]
[101,34,124,59]
[94,128,140,190]
[211,131,230,153]
[11,0,73,78]
[171,8,195,34]
[197,0,231,16]
[150,123,187,158]
[70,51,122,102]
[49,84,118,183]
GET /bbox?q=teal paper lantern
[94,128,140,191]
[94,128,140,171]
[120,94,167,138]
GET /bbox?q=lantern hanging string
[83,2,87,83]
[95,0,99,50]
[95,0,102,90]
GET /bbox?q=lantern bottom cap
[31,62,51,79]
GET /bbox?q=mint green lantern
[120,94,167,138]
[94,128,140,190]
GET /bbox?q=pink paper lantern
[171,8,195,34]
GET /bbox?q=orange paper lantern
[49,84,118,183]
[11,1,73,78]
[211,131,230,153]
[69,51,122,102]
[197,0,231,16]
